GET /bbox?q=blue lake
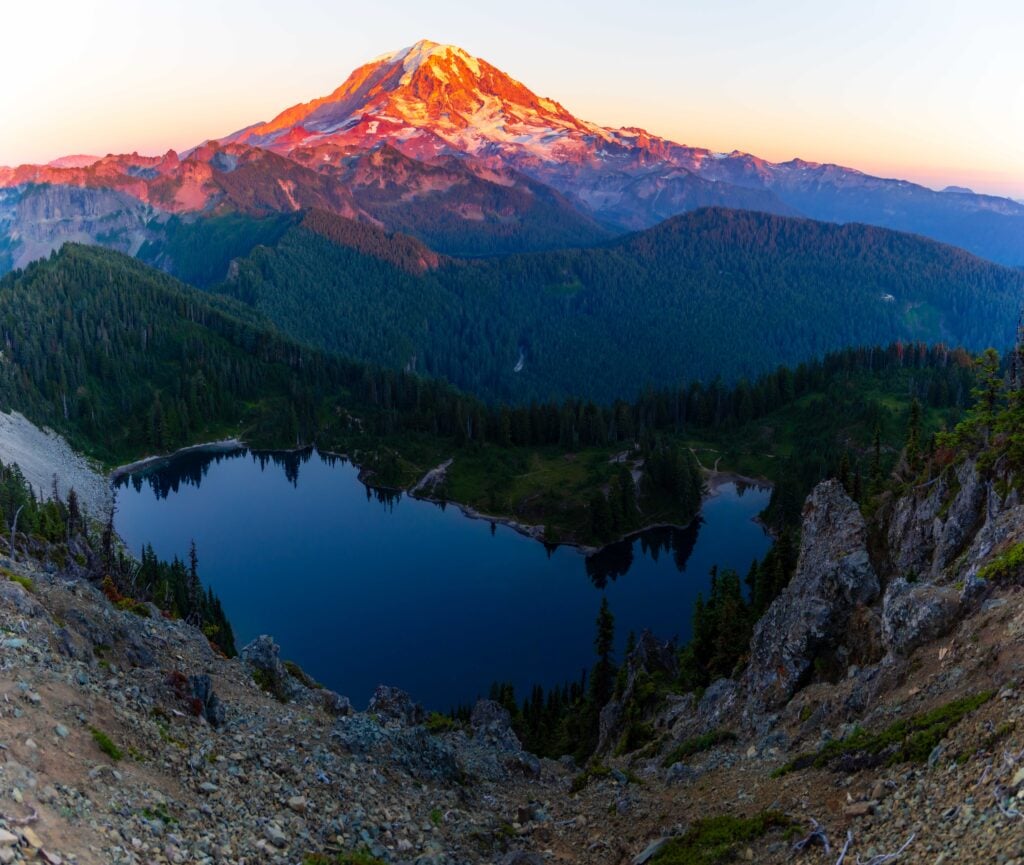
[114,448,772,710]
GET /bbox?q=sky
[3,0,1023,197]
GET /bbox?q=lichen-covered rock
[882,579,961,656]
[744,480,879,713]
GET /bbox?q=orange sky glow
[3,0,1022,199]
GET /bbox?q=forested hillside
[215,208,1024,403]
[0,245,477,465]
[0,244,978,548]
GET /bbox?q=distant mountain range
[2,39,1024,271]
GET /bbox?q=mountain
[222,39,1024,265]
[214,207,1024,403]
[5,39,1023,271]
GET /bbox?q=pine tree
[869,424,883,492]
[906,398,922,469]
[837,450,851,493]
[591,598,616,710]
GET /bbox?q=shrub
[284,660,322,689]
[661,729,738,768]
[650,812,794,864]
[1,568,35,593]
[775,691,993,775]
[90,727,124,761]
[424,712,458,734]
[978,542,1024,583]
[569,762,611,793]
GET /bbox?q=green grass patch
[650,812,795,864]
[1,568,35,593]
[424,711,459,734]
[978,542,1024,583]
[90,727,124,761]
[661,729,738,768]
[775,692,994,775]
[570,762,612,793]
[140,802,178,825]
[115,598,151,617]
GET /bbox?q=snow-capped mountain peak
[224,39,612,162]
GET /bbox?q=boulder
[314,689,353,717]
[240,635,302,702]
[745,481,879,713]
[471,699,522,751]
[367,685,424,726]
[882,579,960,656]
[189,674,226,728]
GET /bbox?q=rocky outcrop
[881,579,961,657]
[885,459,988,581]
[882,457,1024,590]
[744,481,879,713]
[597,631,678,753]
[241,634,305,702]
[368,684,425,726]
[959,484,1024,581]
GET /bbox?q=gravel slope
[0,411,111,517]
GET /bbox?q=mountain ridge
[3,39,1024,268]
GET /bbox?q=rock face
[882,457,1024,589]
[0,184,154,273]
[885,459,988,581]
[881,579,961,657]
[744,481,879,712]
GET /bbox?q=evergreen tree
[869,424,883,492]
[906,398,922,469]
[591,597,616,710]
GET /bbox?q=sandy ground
[0,410,112,518]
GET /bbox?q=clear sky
[3,0,1022,197]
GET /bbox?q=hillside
[3,349,1024,864]
[216,207,1024,403]
[0,244,481,466]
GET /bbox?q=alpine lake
[114,447,772,711]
